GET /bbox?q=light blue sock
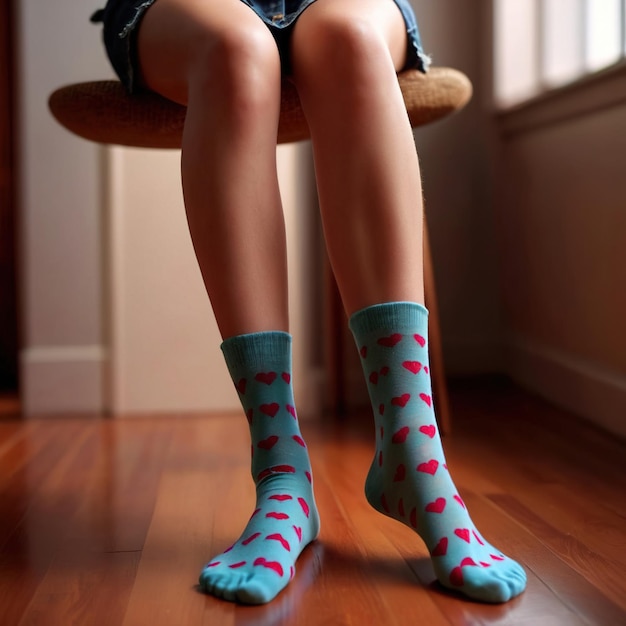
[349,302,526,603]
[199,331,320,604]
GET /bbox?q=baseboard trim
[505,334,626,439]
[20,346,106,415]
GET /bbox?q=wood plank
[7,418,173,625]
[0,421,96,625]
[490,493,626,619]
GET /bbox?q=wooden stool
[49,67,472,433]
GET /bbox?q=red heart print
[242,532,261,546]
[392,426,410,443]
[236,378,247,394]
[369,371,379,385]
[266,533,291,552]
[380,426,384,439]
[224,545,234,553]
[255,372,277,385]
[258,435,279,450]
[419,424,436,438]
[417,459,439,475]
[246,408,254,424]
[286,404,297,418]
[228,561,247,569]
[360,345,367,358]
[491,554,505,561]
[266,511,290,520]
[424,366,429,374]
[380,366,389,376]
[425,497,446,514]
[472,530,484,545]
[298,497,310,518]
[402,361,422,374]
[269,494,293,502]
[305,471,312,483]
[461,557,478,567]
[379,404,385,415]
[391,393,411,408]
[431,537,448,556]
[378,333,403,347]
[450,566,464,586]
[253,557,284,577]
[378,450,383,466]
[260,403,280,417]
[414,334,426,347]
[393,464,406,481]
[409,507,417,528]
[292,435,306,447]
[257,464,296,481]
[398,498,405,517]
[453,494,466,509]
[250,508,261,519]
[454,528,471,543]
[419,393,432,407]
[480,562,491,568]
[205,561,220,568]
[293,525,302,542]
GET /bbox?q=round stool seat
[48,67,472,149]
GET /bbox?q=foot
[199,472,320,604]
[200,331,320,604]
[350,302,526,603]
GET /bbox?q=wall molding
[20,345,106,415]
[496,61,626,138]
[505,333,626,440]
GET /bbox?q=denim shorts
[91,0,430,93]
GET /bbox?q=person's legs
[291,0,526,603]
[136,0,319,603]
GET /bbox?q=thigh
[136,0,276,104]
[291,0,409,71]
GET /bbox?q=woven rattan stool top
[48,67,472,149]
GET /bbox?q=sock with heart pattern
[349,302,526,603]
[199,331,320,604]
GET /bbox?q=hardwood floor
[1,378,625,625]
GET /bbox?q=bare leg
[291,0,424,316]
[290,0,526,603]
[137,0,288,338]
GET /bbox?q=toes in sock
[199,332,320,604]
[350,302,526,603]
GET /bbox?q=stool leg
[423,219,452,435]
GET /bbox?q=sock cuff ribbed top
[349,302,429,336]
[221,331,292,375]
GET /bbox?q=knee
[292,15,390,88]
[188,27,281,118]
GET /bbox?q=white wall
[17,1,113,414]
